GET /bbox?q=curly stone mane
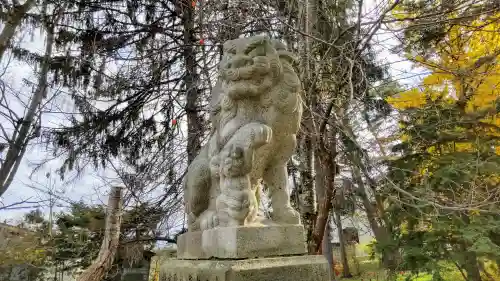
[214,38,301,151]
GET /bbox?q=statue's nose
[228,55,252,68]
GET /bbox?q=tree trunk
[76,186,123,281]
[314,145,325,211]
[342,116,401,271]
[462,248,482,281]
[350,164,399,270]
[322,221,337,281]
[182,0,202,164]
[311,130,337,254]
[311,146,325,254]
[365,120,394,229]
[0,0,36,63]
[300,131,317,253]
[298,0,319,253]
[0,7,56,196]
[334,210,352,278]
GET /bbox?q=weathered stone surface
[183,35,303,231]
[202,225,307,259]
[177,225,307,259]
[160,255,330,281]
[176,230,205,259]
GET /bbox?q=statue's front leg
[198,209,219,230]
[264,164,301,225]
[263,134,300,225]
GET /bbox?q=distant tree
[43,195,177,280]
[393,0,500,57]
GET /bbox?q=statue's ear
[271,39,298,64]
[278,50,298,65]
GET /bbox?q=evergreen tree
[385,9,500,281]
[43,201,174,280]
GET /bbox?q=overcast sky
[0,27,116,222]
[0,0,427,224]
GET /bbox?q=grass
[338,260,457,281]
[339,259,500,281]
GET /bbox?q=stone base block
[160,255,330,281]
[177,225,307,259]
[177,230,204,259]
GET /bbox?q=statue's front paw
[252,126,272,148]
[271,206,301,225]
[199,210,219,230]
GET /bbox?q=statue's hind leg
[184,143,217,231]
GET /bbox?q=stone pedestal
[165,225,331,281]
[160,255,330,281]
[177,225,307,259]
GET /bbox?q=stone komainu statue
[183,36,302,231]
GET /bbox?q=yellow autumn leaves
[387,12,500,107]
[387,12,500,155]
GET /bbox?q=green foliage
[382,8,500,276]
[0,211,50,281]
[382,72,500,280]
[4,202,167,280]
[24,209,46,224]
[50,203,106,269]
[47,201,164,273]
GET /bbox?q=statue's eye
[226,48,236,55]
[248,45,266,57]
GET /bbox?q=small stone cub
[216,144,258,227]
